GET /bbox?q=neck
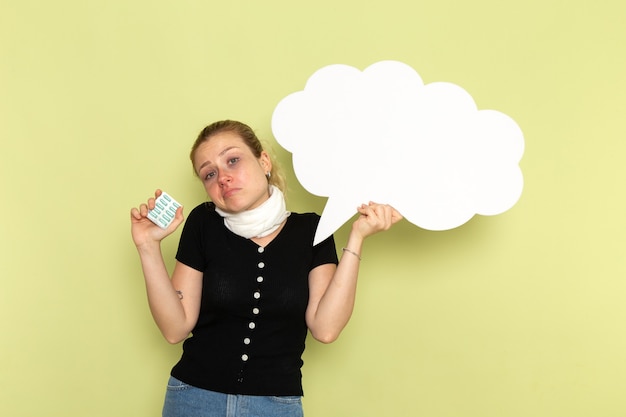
[215,185,290,239]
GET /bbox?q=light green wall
[2,1,625,416]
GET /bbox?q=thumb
[165,206,185,232]
[391,207,403,224]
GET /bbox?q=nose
[218,171,231,186]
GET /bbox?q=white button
[252,307,260,315]
[249,322,256,329]
[254,291,261,299]
[258,262,265,268]
[242,354,249,361]
[257,276,264,283]
[258,247,264,253]
[244,337,251,345]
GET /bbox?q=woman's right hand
[130,189,184,249]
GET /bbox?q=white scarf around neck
[215,185,290,239]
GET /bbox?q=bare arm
[131,190,202,344]
[305,203,402,343]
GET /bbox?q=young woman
[130,120,402,417]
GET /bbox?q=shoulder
[287,211,321,230]
[286,212,337,265]
[279,212,324,246]
[288,211,321,221]
[182,202,223,232]
[187,202,220,221]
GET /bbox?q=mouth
[222,188,240,199]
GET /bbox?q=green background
[2,1,625,416]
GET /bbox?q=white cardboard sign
[271,61,524,245]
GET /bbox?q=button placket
[238,245,267,383]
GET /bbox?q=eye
[204,170,216,181]
[228,157,240,165]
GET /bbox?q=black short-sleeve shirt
[172,202,338,396]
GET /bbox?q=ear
[259,151,272,173]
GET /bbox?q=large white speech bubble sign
[271,60,524,245]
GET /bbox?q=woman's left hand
[352,202,403,240]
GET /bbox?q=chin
[221,201,248,214]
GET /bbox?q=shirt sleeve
[310,217,339,269]
[175,203,210,272]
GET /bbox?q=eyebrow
[197,146,241,172]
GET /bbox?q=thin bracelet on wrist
[342,247,362,261]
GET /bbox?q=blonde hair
[190,120,286,192]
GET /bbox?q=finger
[356,203,371,216]
[374,204,391,229]
[382,204,394,228]
[139,203,149,217]
[370,204,400,229]
[174,205,185,223]
[368,203,387,217]
[391,208,404,223]
[363,205,385,230]
[363,205,382,224]
[130,207,141,220]
[163,206,185,233]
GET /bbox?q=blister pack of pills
[147,192,181,229]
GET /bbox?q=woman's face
[193,131,272,213]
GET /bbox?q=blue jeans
[162,376,304,417]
